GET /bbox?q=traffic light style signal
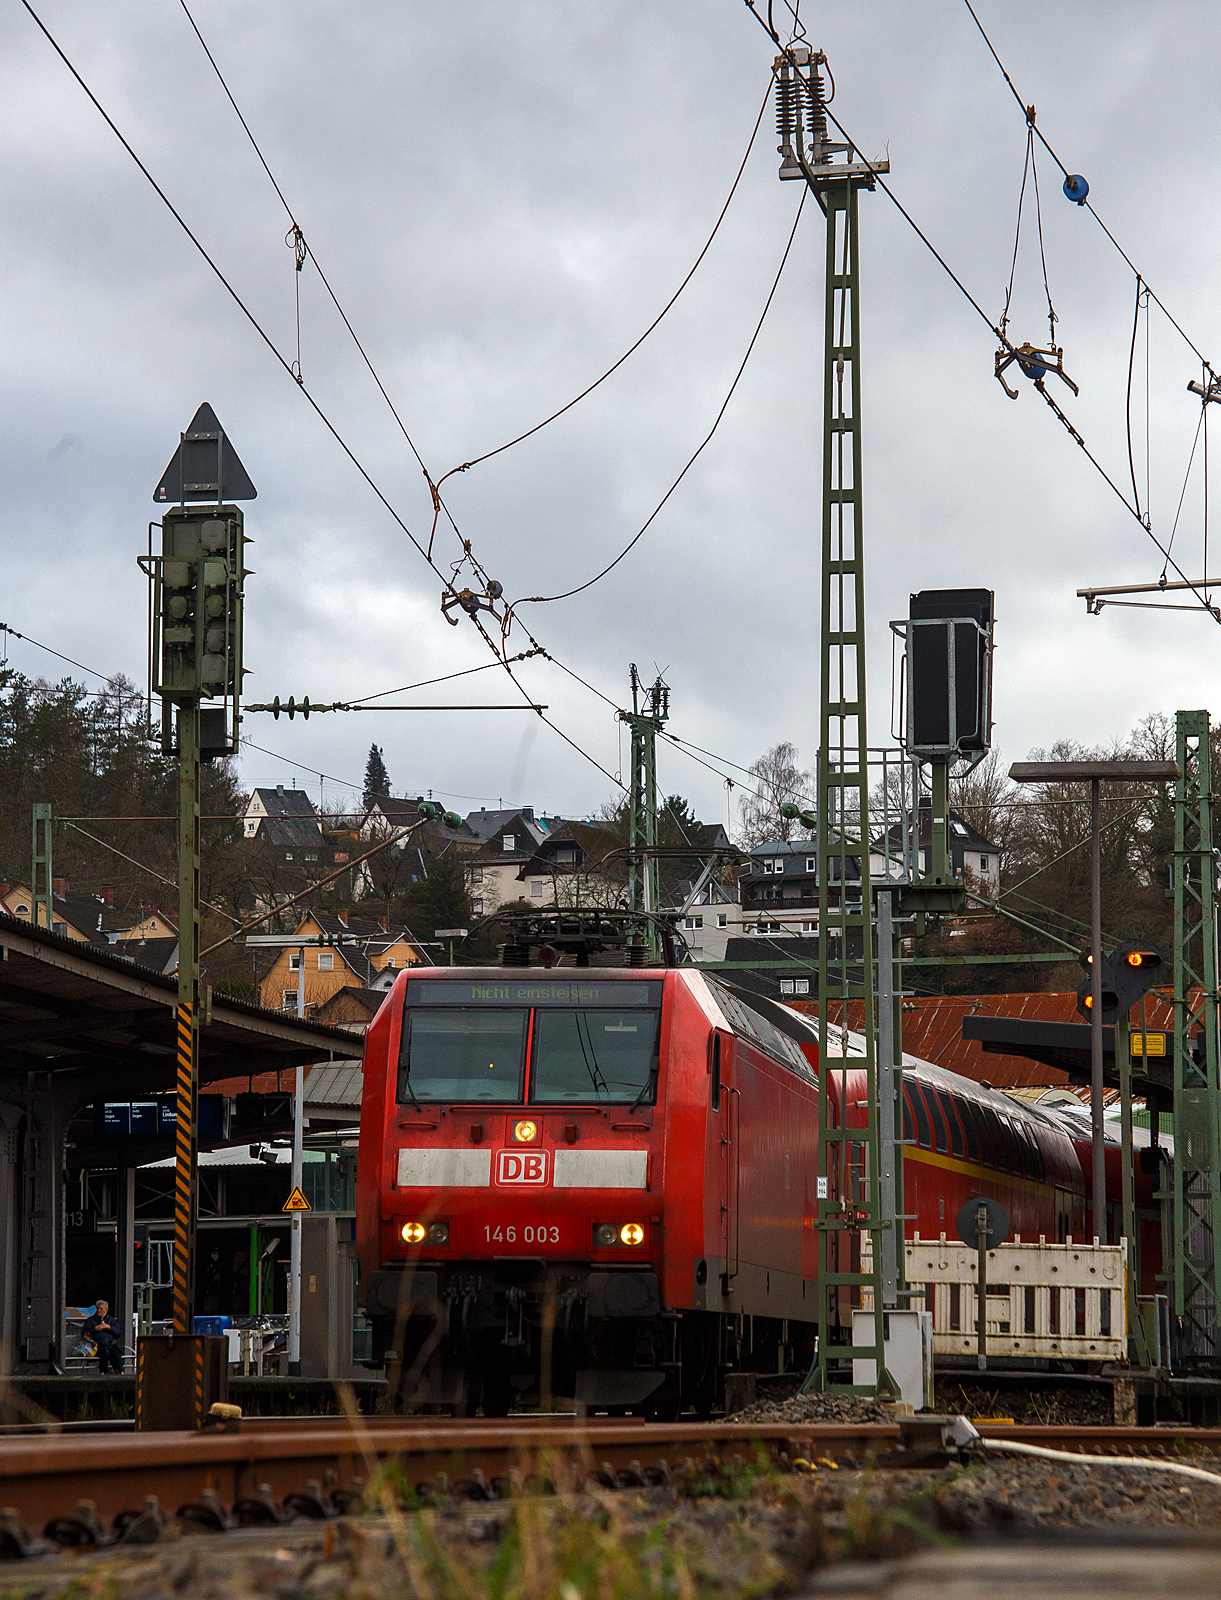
[132,1222,150,1286]
[148,506,247,755]
[1076,940,1165,1022]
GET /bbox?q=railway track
[2,1415,1221,1559]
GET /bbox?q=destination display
[94,1094,228,1140]
[407,980,661,1008]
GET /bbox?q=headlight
[426,1221,450,1245]
[513,1119,538,1143]
[594,1222,646,1247]
[400,1221,426,1244]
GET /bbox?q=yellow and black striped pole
[172,697,201,1335]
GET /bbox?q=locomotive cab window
[530,1009,660,1105]
[398,1010,525,1104]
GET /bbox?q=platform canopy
[0,912,361,1103]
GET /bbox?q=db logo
[496,1149,549,1186]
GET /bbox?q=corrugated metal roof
[305,1063,363,1107]
[791,991,1181,1088]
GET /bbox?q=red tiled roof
[790,991,1180,1088]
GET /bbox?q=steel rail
[3,1417,1221,1552]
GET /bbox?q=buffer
[154,402,257,504]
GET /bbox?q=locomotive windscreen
[396,980,662,1105]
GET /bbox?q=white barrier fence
[864,1232,1128,1363]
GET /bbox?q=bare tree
[736,742,814,847]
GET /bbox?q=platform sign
[282,1186,311,1213]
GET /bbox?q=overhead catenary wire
[961,0,1216,379]
[739,7,1221,627]
[20,0,633,793]
[437,76,776,487]
[502,188,808,621]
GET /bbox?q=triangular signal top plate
[154,402,257,504]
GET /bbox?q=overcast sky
[3,2,1219,829]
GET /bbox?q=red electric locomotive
[356,965,1096,1413]
[356,965,828,1415]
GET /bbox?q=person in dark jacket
[82,1299,123,1374]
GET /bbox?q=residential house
[311,986,390,1033]
[514,820,625,908]
[256,908,427,1014]
[877,802,1002,898]
[358,795,422,842]
[463,809,548,916]
[354,811,481,904]
[244,784,323,841]
[113,909,178,943]
[0,878,113,943]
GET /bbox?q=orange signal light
[1127,952,1145,966]
[1083,994,1095,1009]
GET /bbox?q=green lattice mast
[776,46,895,1395]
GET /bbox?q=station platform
[0,1373,389,1424]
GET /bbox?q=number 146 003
[484,1223,561,1245]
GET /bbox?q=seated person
[82,1299,123,1374]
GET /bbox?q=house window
[980,855,990,871]
[282,990,298,1009]
[762,860,772,875]
[285,852,294,862]
[52,921,67,937]
[951,820,969,838]
[502,834,515,851]
[717,914,727,928]
[802,921,816,933]
[795,978,810,995]
[557,847,576,864]
[470,866,484,883]
[384,958,395,969]
[806,857,816,873]
[682,916,704,931]
[335,853,349,864]
[289,953,301,971]
[530,881,544,898]
[780,978,795,995]
[305,853,318,862]
[472,899,484,914]
[15,904,29,916]
[318,953,334,972]
[773,859,784,874]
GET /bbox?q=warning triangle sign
[282,1185,312,1213]
[154,402,257,504]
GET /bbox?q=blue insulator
[1063,173,1089,205]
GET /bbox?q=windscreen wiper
[628,1061,657,1114]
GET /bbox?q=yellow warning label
[282,1185,312,1213]
[1132,1032,1167,1057]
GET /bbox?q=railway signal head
[1075,940,1164,1021]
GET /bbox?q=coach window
[1017,1121,1044,1182]
[901,1087,915,1145]
[398,1010,525,1104]
[951,1094,980,1164]
[979,1105,1010,1172]
[936,1089,965,1159]
[923,1087,949,1155]
[964,1100,996,1168]
[530,1009,660,1105]
[909,1085,932,1150]
[710,1032,722,1111]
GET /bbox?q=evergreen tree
[362,743,391,807]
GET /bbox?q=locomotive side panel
[728,1038,818,1320]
